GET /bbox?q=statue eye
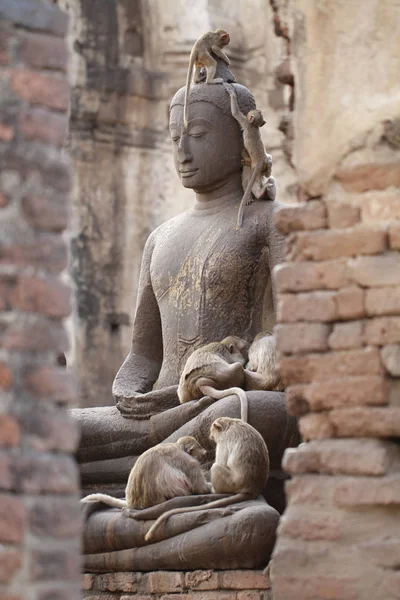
[189,127,207,138]
[170,130,180,142]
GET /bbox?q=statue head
[169,70,257,193]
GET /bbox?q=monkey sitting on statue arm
[80,436,211,510]
[141,417,270,542]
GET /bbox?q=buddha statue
[75,57,299,571]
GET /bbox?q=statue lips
[180,168,199,179]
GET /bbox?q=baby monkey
[178,336,250,422]
[81,436,210,510]
[143,417,269,542]
[245,332,285,392]
[225,84,273,228]
[184,29,230,129]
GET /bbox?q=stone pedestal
[83,570,272,600]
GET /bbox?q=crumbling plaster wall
[59,0,295,406]
[271,1,400,598]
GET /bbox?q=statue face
[169,101,243,191]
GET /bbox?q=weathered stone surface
[381,345,400,376]
[361,191,400,222]
[366,286,400,316]
[274,201,327,234]
[348,253,400,287]
[300,407,400,440]
[275,322,330,354]
[274,260,350,292]
[364,317,400,345]
[328,321,364,350]
[277,291,336,322]
[286,228,386,261]
[327,202,360,229]
[389,223,400,249]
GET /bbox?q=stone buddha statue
[75,58,299,571]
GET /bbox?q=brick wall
[0,2,81,599]
[271,168,400,599]
[83,570,271,600]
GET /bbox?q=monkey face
[247,110,266,128]
[177,436,207,459]
[210,417,233,440]
[170,101,242,192]
[215,29,230,46]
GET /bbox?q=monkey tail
[80,493,126,509]
[199,385,248,422]
[237,165,260,228]
[145,493,250,542]
[184,54,195,131]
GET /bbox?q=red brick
[22,193,69,232]
[0,415,20,448]
[23,366,76,404]
[272,576,358,599]
[327,201,360,229]
[275,323,330,354]
[143,571,183,593]
[36,587,81,600]
[279,347,383,385]
[91,572,139,593]
[0,494,25,543]
[29,497,82,538]
[335,286,365,320]
[0,274,71,318]
[4,149,71,194]
[83,574,94,591]
[30,545,81,581]
[366,286,400,316]
[285,475,335,505]
[274,260,350,292]
[389,223,400,249]
[279,510,341,541]
[18,108,68,146]
[348,253,400,287]
[0,316,69,353]
[237,593,262,600]
[0,122,14,141]
[336,161,400,192]
[334,474,400,506]
[287,375,387,415]
[283,438,396,476]
[364,317,400,344]
[0,233,67,274]
[277,291,336,322]
[160,595,234,600]
[285,227,386,261]
[361,191,400,222]
[274,201,327,234]
[0,361,13,390]
[185,571,220,590]
[0,192,10,208]
[19,405,79,452]
[0,547,22,583]
[300,407,400,439]
[15,452,79,494]
[19,32,67,71]
[328,321,364,349]
[11,70,68,112]
[220,571,270,590]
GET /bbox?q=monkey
[184,29,230,130]
[80,436,210,510]
[241,149,276,202]
[178,336,250,422]
[244,332,285,392]
[224,84,273,228]
[142,417,269,542]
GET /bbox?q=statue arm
[112,231,179,418]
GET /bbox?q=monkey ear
[248,115,255,124]
[212,420,223,431]
[228,344,235,353]
[187,445,195,455]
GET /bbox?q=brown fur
[144,417,269,542]
[184,29,230,129]
[178,336,250,421]
[80,436,210,510]
[225,84,272,228]
[244,332,285,392]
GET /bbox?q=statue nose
[178,134,192,163]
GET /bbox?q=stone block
[22,193,69,232]
[336,161,400,193]
[334,474,400,506]
[283,438,398,476]
[285,227,386,261]
[348,253,400,287]
[366,286,400,316]
[277,291,336,322]
[0,233,68,274]
[185,571,220,590]
[220,570,270,589]
[300,407,400,439]
[19,32,67,71]
[11,70,68,112]
[327,201,360,229]
[361,191,400,222]
[381,345,400,376]
[23,365,76,404]
[328,321,364,349]
[364,317,400,344]
[274,200,327,234]
[335,286,365,320]
[0,547,22,583]
[29,497,82,539]
[275,322,330,354]
[92,572,139,592]
[0,273,71,318]
[18,108,68,147]
[274,259,350,292]
[0,493,25,543]
[279,347,383,385]
[14,452,79,494]
[0,315,69,353]
[143,571,184,593]
[271,575,358,600]
[0,415,20,447]
[30,545,81,581]
[278,508,342,541]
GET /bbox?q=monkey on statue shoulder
[80,436,211,510]
[178,335,250,422]
[142,417,270,542]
